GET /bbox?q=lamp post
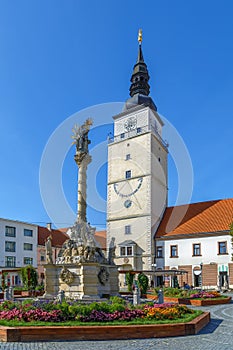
[151,263,156,287]
[200,262,203,290]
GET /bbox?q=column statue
[45,235,53,264]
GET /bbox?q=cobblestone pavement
[1,299,233,350]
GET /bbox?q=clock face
[124,117,137,132]
[113,177,143,198]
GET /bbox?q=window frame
[125,154,131,161]
[120,246,133,257]
[24,257,33,265]
[5,241,16,252]
[192,243,201,256]
[24,243,33,251]
[156,246,163,258]
[125,170,132,179]
[125,225,131,234]
[24,229,33,237]
[5,226,16,237]
[170,245,178,258]
[218,241,228,255]
[5,256,16,268]
[120,247,126,256]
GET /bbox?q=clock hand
[127,180,142,209]
[118,182,127,193]
[114,181,128,197]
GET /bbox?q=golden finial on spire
[138,29,142,44]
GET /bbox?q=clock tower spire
[125,29,157,112]
[129,29,150,97]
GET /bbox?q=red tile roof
[155,198,233,238]
[38,226,69,247]
[38,226,107,250]
[95,230,107,250]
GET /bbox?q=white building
[0,218,38,287]
[155,199,233,289]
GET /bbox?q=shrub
[108,303,126,313]
[109,296,126,305]
[0,301,19,311]
[20,265,38,291]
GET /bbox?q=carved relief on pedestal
[60,266,74,285]
[98,267,109,285]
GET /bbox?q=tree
[20,265,38,291]
[125,272,134,292]
[138,273,149,295]
[1,272,8,290]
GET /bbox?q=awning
[193,270,202,276]
[118,269,187,276]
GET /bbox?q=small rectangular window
[5,256,16,268]
[137,127,142,133]
[120,133,125,139]
[156,246,163,258]
[120,246,133,256]
[24,257,33,265]
[5,241,16,252]
[170,245,178,257]
[125,170,131,179]
[218,241,227,255]
[125,154,131,160]
[193,243,201,256]
[5,226,16,237]
[24,229,33,237]
[40,255,45,262]
[126,246,132,256]
[120,247,126,256]
[125,225,131,234]
[24,243,33,251]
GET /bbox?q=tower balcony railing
[108,125,168,148]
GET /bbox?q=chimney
[47,223,52,231]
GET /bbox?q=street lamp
[151,263,156,288]
[200,262,203,290]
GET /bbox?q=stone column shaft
[74,153,91,222]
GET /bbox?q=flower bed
[0,298,210,342]
[147,288,231,306]
[163,296,231,306]
[0,299,198,324]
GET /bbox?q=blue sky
[0,1,233,229]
